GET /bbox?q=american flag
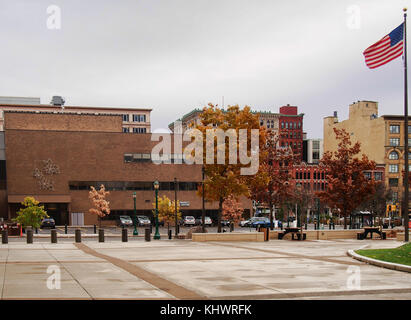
[363,23,404,69]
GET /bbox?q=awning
[8,195,71,203]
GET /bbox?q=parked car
[250,217,271,228]
[195,216,213,226]
[239,219,251,227]
[136,215,151,227]
[40,218,55,229]
[221,219,230,227]
[183,216,196,226]
[117,215,133,227]
[241,217,265,227]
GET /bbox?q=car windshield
[138,216,149,220]
[120,216,132,220]
[185,216,194,220]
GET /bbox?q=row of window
[283,131,301,139]
[281,141,301,149]
[295,171,326,180]
[124,153,186,163]
[363,172,383,180]
[122,114,147,123]
[260,120,276,129]
[388,138,411,146]
[122,127,147,133]
[69,181,199,191]
[388,151,411,160]
[281,121,302,130]
[388,164,411,173]
[389,124,411,134]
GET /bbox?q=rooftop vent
[51,96,65,107]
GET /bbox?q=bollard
[145,228,151,241]
[64,224,68,234]
[168,229,172,239]
[75,229,81,243]
[333,223,335,230]
[150,224,153,234]
[122,228,128,242]
[94,224,97,234]
[176,224,179,234]
[329,223,331,230]
[230,223,234,232]
[51,229,57,243]
[27,228,33,244]
[2,229,8,244]
[35,228,38,234]
[99,229,105,242]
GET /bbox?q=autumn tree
[249,130,298,230]
[316,128,377,229]
[13,197,48,229]
[222,195,244,230]
[154,195,182,229]
[293,183,314,229]
[196,104,265,232]
[356,182,393,227]
[89,185,110,227]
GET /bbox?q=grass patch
[355,242,411,266]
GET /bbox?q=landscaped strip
[347,243,411,273]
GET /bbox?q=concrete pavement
[0,239,410,299]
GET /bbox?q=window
[298,122,301,128]
[281,122,284,129]
[390,125,400,133]
[389,164,399,173]
[132,114,146,122]
[133,128,147,133]
[374,172,382,181]
[260,120,264,126]
[364,172,371,179]
[392,192,398,202]
[389,178,398,187]
[122,114,129,122]
[390,138,400,146]
[312,141,320,149]
[122,127,129,133]
[408,125,411,134]
[408,138,411,146]
[389,151,399,159]
[404,152,411,159]
[285,122,288,129]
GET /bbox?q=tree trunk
[217,198,223,233]
[269,201,274,230]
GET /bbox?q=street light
[202,165,206,233]
[153,180,161,240]
[133,192,138,236]
[174,177,178,236]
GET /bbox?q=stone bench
[192,232,264,242]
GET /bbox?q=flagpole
[403,8,409,242]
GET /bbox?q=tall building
[323,100,408,208]
[169,104,304,160]
[0,96,152,133]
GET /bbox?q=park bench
[278,227,306,240]
[357,227,386,240]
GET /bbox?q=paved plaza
[0,238,410,300]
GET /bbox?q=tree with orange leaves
[89,184,110,227]
[249,130,299,229]
[222,195,244,230]
[316,128,377,229]
[195,104,266,232]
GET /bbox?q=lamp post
[202,165,206,233]
[174,177,178,236]
[133,192,138,236]
[153,180,161,240]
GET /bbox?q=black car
[40,218,55,229]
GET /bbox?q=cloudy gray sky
[0,0,409,138]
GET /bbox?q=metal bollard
[150,224,153,233]
[99,229,105,242]
[94,224,97,234]
[145,228,151,241]
[65,224,68,234]
[168,229,172,239]
[2,229,8,244]
[75,229,81,243]
[230,223,234,232]
[27,228,33,244]
[51,229,57,243]
[122,228,128,242]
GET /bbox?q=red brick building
[2,111,252,225]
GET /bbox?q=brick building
[2,111,251,225]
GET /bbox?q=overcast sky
[0,0,409,138]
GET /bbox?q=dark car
[117,215,133,227]
[250,217,271,228]
[40,218,55,229]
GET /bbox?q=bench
[278,227,306,240]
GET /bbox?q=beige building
[324,100,410,207]
[0,96,152,133]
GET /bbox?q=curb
[347,249,411,273]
